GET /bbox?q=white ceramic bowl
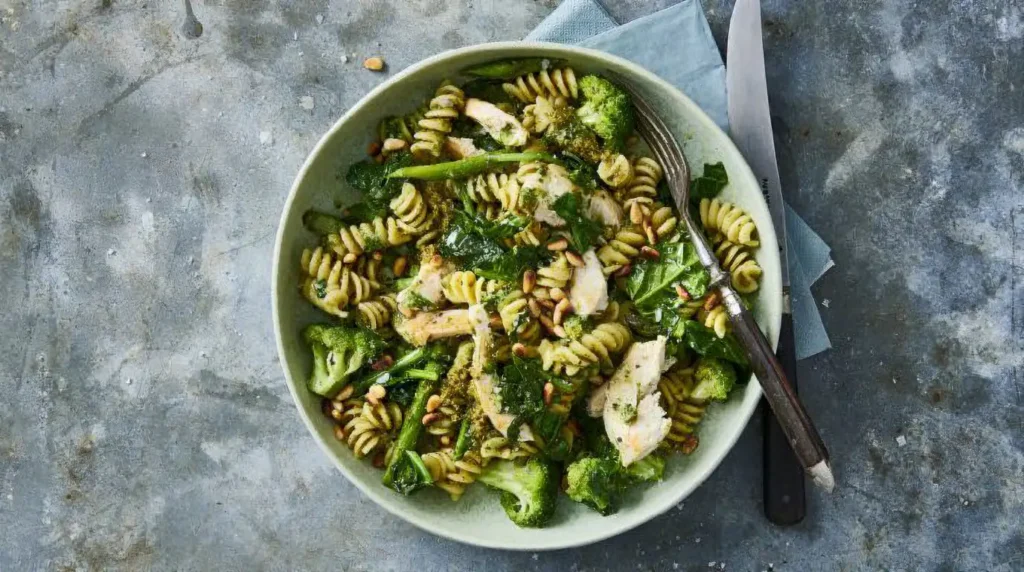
[272,42,781,550]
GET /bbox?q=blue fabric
[528,0,833,358]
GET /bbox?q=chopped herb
[552,193,602,253]
[314,279,328,299]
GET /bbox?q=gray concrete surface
[1,0,1021,570]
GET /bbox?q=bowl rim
[273,40,776,550]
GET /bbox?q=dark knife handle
[763,312,806,525]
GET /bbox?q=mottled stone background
[1,0,1021,570]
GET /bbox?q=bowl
[272,42,782,550]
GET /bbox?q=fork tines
[618,84,691,188]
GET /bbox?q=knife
[726,0,810,524]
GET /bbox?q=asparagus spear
[386,152,561,181]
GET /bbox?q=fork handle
[717,283,834,492]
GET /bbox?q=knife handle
[763,312,806,525]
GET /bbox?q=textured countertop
[1,1,1021,570]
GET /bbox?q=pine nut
[440,436,451,446]
[512,342,528,357]
[644,221,657,245]
[333,425,346,441]
[543,382,555,406]
[549,287,566,302]
[629,202,644,225]
[372,251,383,261]
[537,298,555,310]
[421,413,439,426]
[640,246,659,260]
[552,325,567,338]
[676,284,691,301]
[393,256,408,277]
[538,314,557,333]
[367,384,386,404]
[382,138,407,152]
[546,237,568,251]
[565,251,585,268]
[426,394,442,413]
[367,141,382,156]
[363,56,386,71]
[336,385,354,401]
[553,298,571,325]
[527,297,542,317]
[703,292,721,311]
[522,270,537,294]
[614,264,632,278]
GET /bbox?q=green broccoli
[561,314,594,341]
[477,458,559,528]
[542,107,604,164]
[690,357,738,402]
[303,324,387,397]
[565,456,627,515]
[576,75,634,152]
[624,453,666,483]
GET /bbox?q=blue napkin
[527,0,832,359]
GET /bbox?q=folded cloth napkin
[527,0,832,359]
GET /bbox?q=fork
[624,86,835,492]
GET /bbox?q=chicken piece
[521,164,576,227]
[396,251,450,313]
[468,304,534,441]
[444,136,481,159]
[586,190,624,228]
[464,98,528,147]
[393,309,474,346]
[569,249,609,316]
[603,336,671,466]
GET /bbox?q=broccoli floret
[576,75,634,152]
[690,357,737,402]
[624,453,666,483]
[562,314,594,341]
[542,108,604,164]
[565,456,627,515]
[303,324,387,397]
[477,459,559,528]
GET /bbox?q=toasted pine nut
[614,264,632,278]
[640,246,659,260]
[543,382,555,406]
[426,394,442,413]
[333,425,346,441]
[549,287,566,302]
[546,237,568,251]
[527,298,542,317]
[537,298,555,310]
[489,313,503,329]
[330,408,343,421]
[363,56,386,71]
[367,384,386,403]
[565,251,585,268]
[522,270,537,294]
[553,298,571,325]
[342,253,358,264]
[382,138,407,152]
[512,342,528,357]
[393,256,408,277]
[367,141,382,156]
[644,221,657,245]
[703,292,721,311]
[538,314,557,333]
[552,325,567,338]
[421,413,439,426]
[440,436,451,446]
[676,285,691,301]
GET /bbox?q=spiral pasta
[537,253,573,290]
[411,83,465,159]
[479,436,539,461]
[649,204,678,241]
[390,182,432,234]
[324,217,414,259]
[714,238,763,294]
[356,294,397,330]
[344,400,403,458]
[300,247,378,316]
[522,95,567,134]
[422,449,487,501]
[596,227,646,275]
[506,220,546,248]
[503,67,578,103]
[621,156,663,211]
[658,367,706,451]
[442,271,507,306]
[699,305,730,338]
[497,289,541,342]
[538,322,632,376]
[597,153,633,189]
[699,198,759,247]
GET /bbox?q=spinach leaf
[498,356,573,460]
[558,151,600,192]
[673,320,749,367]
[343,152,415,220]
[626,242,709,310]
[552,193,602,253]
[438,211,550,282]
[690,162,729,201]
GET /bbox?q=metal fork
[625,86,835,492]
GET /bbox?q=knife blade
[726,0,807,525]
